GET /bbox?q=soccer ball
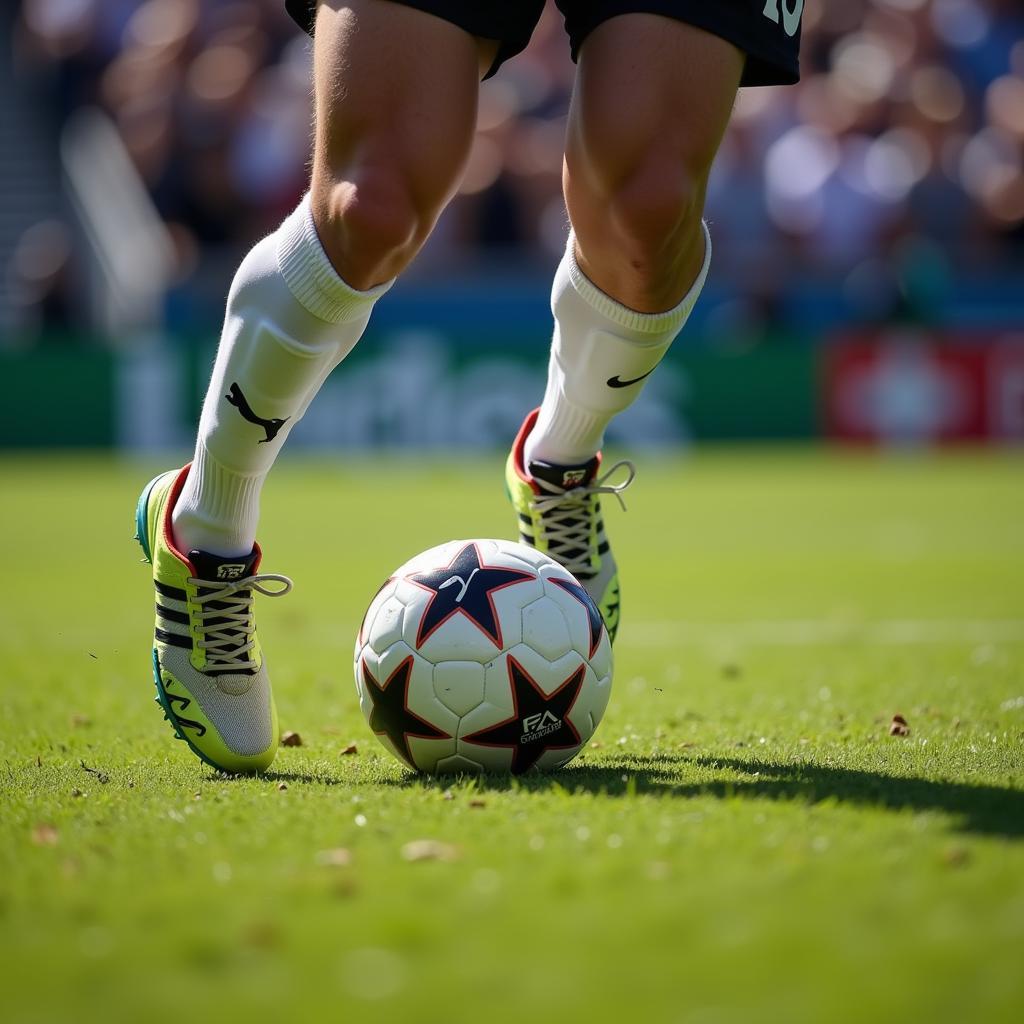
[353,538,612,774]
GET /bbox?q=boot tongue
[188,549,258,583]
[528,456,599,491]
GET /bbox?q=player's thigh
[310,1,496,233]
[566,13,744,199]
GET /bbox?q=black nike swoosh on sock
[606,368,657,388]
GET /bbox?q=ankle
[171,448,262,559]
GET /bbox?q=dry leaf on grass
[942,845,971,868]
[31,824,59,846]
[401,839,460,863]
[281,731,303,747]
[243,920,281,949]
[889,714,910,737]
[315,847,353,867]
[340,744,359,756]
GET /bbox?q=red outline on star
[549,575,605,659]
[361,655,451,768]
[461,655,585,774]
[407,542,535,650]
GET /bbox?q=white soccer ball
[353,538,613,774]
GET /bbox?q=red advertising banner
[988,341,1024,441]
[824,331,1024,444]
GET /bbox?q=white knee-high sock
[525,223,712,467]
[172,195,393,557]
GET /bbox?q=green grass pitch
[1,448,1022,1023]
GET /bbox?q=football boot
[505,409,634,643]
[135,465,291,773]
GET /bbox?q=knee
[311,169,428,289]
[566,146,712,309]
[602,158,706,265]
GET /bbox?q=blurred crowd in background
[8,0,1024,337]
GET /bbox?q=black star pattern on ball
[361,656,450,769]
[550,576,605,658]
[462,655,585,774]
[408,542,535,650]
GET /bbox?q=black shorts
[285,0,801,87]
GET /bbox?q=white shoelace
[529,461,636,577]
[188,573,293,672]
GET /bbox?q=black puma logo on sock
[225,382,289,443]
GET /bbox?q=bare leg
[525,15,743,467]
[511,15,747,650]
[565,14,743,312]
[310,0,499,288]
[174,0,496,555]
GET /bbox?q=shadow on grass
[376,753,1024,840]
[209,753,1022,839]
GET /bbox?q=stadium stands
[5,0,1022,337]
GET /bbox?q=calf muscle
[565,15,743,311]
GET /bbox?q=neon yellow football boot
[134,465,291,773]
[505,409,635,643]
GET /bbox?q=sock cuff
[277,194,394,324]
[564,221,712,335]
